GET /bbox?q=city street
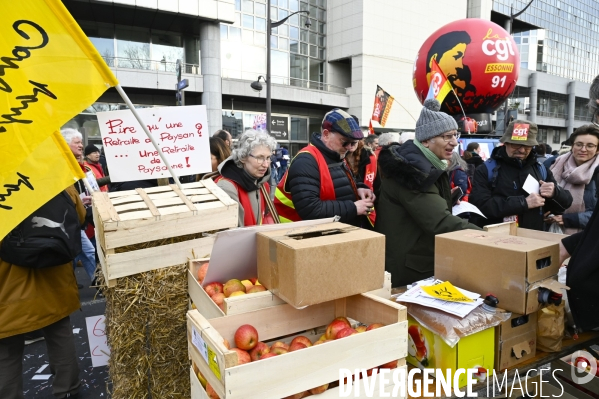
[22,268,109,399]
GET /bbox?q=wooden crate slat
[182,188,211,196]
[102,205,237,249]
[117,209,154,221]
[109,194,143,206]
[103,236,215,280]
[93,192,121,222]
[347,292,407,326]
[157,205,195,216]
[186,194,219,203]
[170,184,198,214]
[135,188,161,218]
[202,178,237,207]
[148,196,186,208]
[113,202,150,213]
[142,185,176,193]
[146,191,182,200]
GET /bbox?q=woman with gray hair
[447,151,472,202]
[216,130,278,226]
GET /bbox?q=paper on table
[452,201,486,218]
[397,279,483,318]
[523,174,540,194]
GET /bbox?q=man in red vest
[274,109,375,227]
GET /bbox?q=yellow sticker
[207,346,221,380]
[421,281,474,302]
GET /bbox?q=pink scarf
[551,152,599,234]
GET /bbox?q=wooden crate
[92,180,238,286]
[187,292,408,399]
[188,258,287,319]
[190,362,407,399]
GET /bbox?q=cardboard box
[257,222,385,308]
[495,312,537,371]
[435,230,562,314]
[187,292,408,399]
[406,315,495,389]
[484,221,566,243]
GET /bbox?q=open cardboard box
[257,222,385,308]
[435,230,567,314]
[483,221,567,243]
[187,292,407,399]
[495,312,537,371]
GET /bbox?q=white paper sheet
[203,218,337,285]
[522,174,540,194]
[397,279,483,318]
[85,315,110,367]
[452,202,486,218]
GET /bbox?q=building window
[574,97,593,121]
[537,91,568,119]
[552,129,561,144]
[537,128,547,144]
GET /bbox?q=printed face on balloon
[413,19,520,115]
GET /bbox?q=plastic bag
[400,302,511,348]
[537,303,565,352]
[558,266,576,329]
[548,222,564,234]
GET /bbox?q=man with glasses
[469,120,572,230]
[375,99,481,287]
[274,109,375,227]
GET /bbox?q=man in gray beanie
[375,99,480,287]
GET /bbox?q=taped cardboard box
[435,230,563,314]
[257,222,385,308]
[484,221,566,243]
[495,312,537,371]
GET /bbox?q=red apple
[271,341,290,351]
[270,347,288,355]
[204,282,223,297]
[313,339,331,346]
[206,383,220,399]
[249,278,258,284]
[335,328,358,339]
[366,323,385,331]
[249,342,270,361]
[230,347,251,365]
[234,324,258,351]
[309,383,329,394]
[380,360,398,369]
[260,352,277,360]
[211,293,225,308]
[197,262,209,284]
[289,342,307,352]
[247,285,267,294]
[223,279,246,297]
[283,392,307,399]
[325,318,351,340]
[291,336,312,347]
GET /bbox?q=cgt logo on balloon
[337,367,567,397]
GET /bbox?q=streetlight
[251,6,311,134]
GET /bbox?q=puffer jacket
[285,133,365,226]
[0,186,85,339]
[469,146,573,230]
[375,142,481,287]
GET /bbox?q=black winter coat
[563,203,599,330]
[285,133,364,226]
[469,146,573,230]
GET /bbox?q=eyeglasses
[507,143,531,151]
[248,154,272,164]
[331,131,358,148]
[440,132,461,142]
[573,142,598,150]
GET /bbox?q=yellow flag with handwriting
[0,0,118,240]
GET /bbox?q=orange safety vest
[274,144,336,223]
[362,153,377,226]
[449,169,472,202]
[215,176,271,226]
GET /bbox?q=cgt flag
[425,58,453,105]
[0,0,118,240]
[371,86,394,128]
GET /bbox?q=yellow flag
[0,0,118,240]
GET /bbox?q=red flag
[368,120,375,135]
[371,86,394,127]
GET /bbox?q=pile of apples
[196,263,266,310]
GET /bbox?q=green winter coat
[375,142,481,287]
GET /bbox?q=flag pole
[450,88,471,134]
[115,84,183,189]
[391,98,417,122]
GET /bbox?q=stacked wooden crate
[92,180,238,399]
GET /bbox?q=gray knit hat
[415,99,459,142]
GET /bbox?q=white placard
[97,105,211,182]
[522,174,540,195]
[452,201,486,218]
[85,315,110,367]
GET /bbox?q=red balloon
[413,18,520,115]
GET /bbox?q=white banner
[97,105,211,182]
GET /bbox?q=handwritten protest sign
[85,315,110,367]
[97,105,211,182]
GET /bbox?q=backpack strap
[536,162,547,181]
[485,158,500,189]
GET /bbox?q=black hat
[85,144,100,156]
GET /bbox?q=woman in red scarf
[83,144,110,192]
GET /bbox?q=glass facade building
[493,0,599,83]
